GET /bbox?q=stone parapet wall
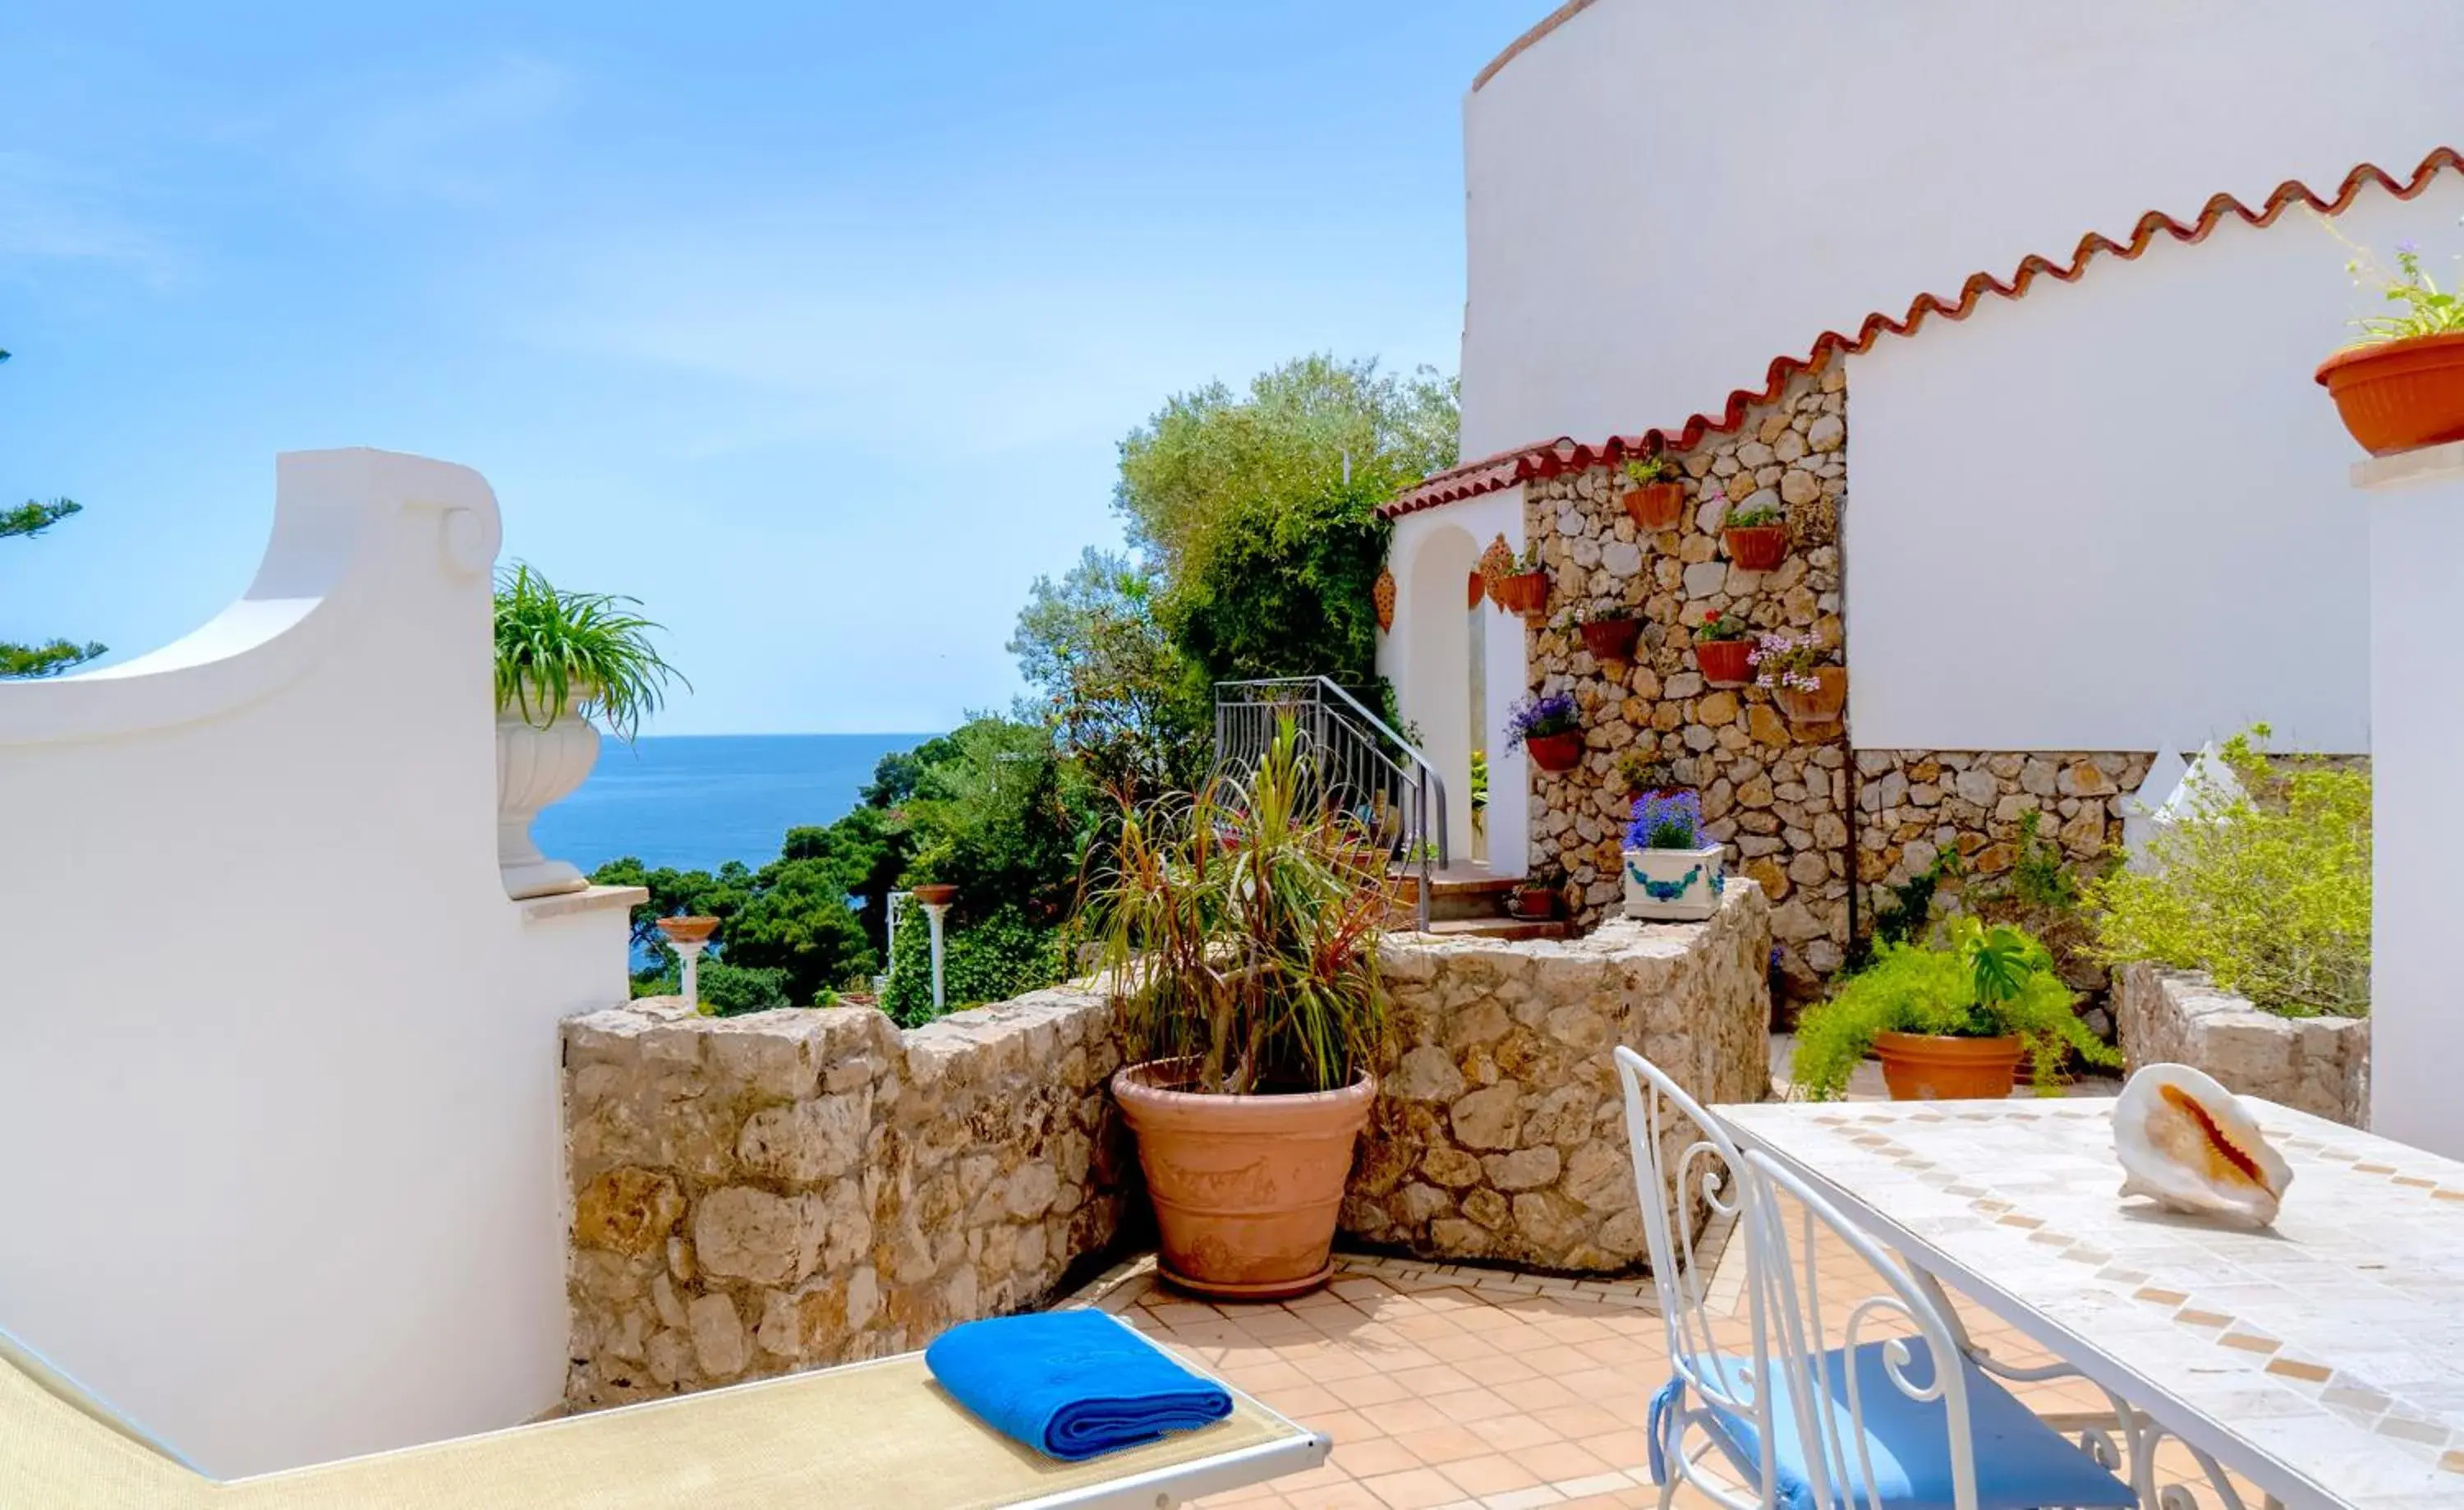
[562,983,1137,1411]
[1345,882,1772,1272]
[2116,963,2370,1126]
[1524,368,1850,976]
[1851,749,2152,895]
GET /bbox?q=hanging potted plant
[493,563,687,899]
[1621,790,1725,922]
[1506,691,1584,773]
[1558,602,1643,664]
[1620,453,1687,532]
[1720,501,1790,571]
[1692,611,1754,686]
[1085,720,1391,1299]
[1788,919,2118,1100]
[1750,632,1846,730]
[1511,860,1563,920]
[2316,234,2464,454]
[1490,540,1551,619]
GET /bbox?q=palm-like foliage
[493,562,687,743]
[1078,719,1394,1095]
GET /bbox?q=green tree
[1009,546,1207,802]
[903,716,1096,928]
[880,902,1068,1027]
[2,348,105,679]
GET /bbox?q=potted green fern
[493,563,687,898]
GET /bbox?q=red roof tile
[1384,145,2464,519]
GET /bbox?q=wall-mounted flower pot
[1524,730,1584,772]
[1694,636,1754,686]
[1492,569,1550,618]
[1872,1030,2023,1101]
[1510,886,1559,920]
[1466,571,1486,610]
[1622,481,1686,532]
[1579,618,1643,663]
[1722,524,1790,572]
[2317,332,2464,455]
[1623,845,1724,922]
[1772,666,1847,730]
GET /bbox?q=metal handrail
[1212,677,1450,930]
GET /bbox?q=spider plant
[493,562,688,743]
[1078,718,1393,1095]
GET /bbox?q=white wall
[0,449,633,1476]
[1460,0,2464,462]
[1382,488,1532,875]
[1845,178,2464,752]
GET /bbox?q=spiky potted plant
[2316,232,2464,454]
[1620,453,1687,531]
[1720,501,1790,572]
[1506,691,1584,773]
[493,563,687,899]
[1693,611,1754,685]
[1085,720,1391,1299]
[1622,790,1725,922]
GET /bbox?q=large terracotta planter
[1113,1062,1375,1300]
[1873,1031,2023,1101]
[2316,332,2464,455]
[1694,636,1754,686]
[1524,730,1584,772]
[1772,665,1847,730]
[1623,481,1686,532]
[1579,617,1643,663]
[1722,524,1789,572]
[1492,569,1550,617]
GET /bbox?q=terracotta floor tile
[1230,1359,1311,1393]
[1325,1372,1414,1409]
[1357,1397,1455,1437]
[1436,1450,1542,1497]
[1391,1422,1494,1466]
[1514,1342,1604,1375]
[1271,1480,1386,1510]
[1387,1362,1478,1397]
[1533,1402,1633,1441]
[1510,1439,1616,1482]
[1576,1427,1658,1474]
[1417,1331,1499,1364]
[1260,1382,1342,1421]
[1497,1374,1584,1411]
[1330,1436,1423,1479]
[1297,1406,1372,1446]
[1425,1385,1521,1425]
[1556,1366,1648,1405]
[1354,1465,1467,1510]
[1468,1413,1562,1452]
[1294,1348,1382,1383]
[1453,1350,1543,1388]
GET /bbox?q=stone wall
[1524,366,1850,976]
[562,983,1137,1410]
[1343,882,1772,1273]
[1851,749,2153,897]
[2116,963,2370,1126]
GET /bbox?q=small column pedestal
[2357,441,2464,1158]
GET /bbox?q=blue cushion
[1650,1340,2133,1510]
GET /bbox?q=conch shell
[2112,1063,2292,1226]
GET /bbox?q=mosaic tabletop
[1717,1097,2464,1510]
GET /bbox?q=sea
[534,732,941,877]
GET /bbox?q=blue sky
[0,2,1510,733]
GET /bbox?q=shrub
[630,960,793,1017]
[1791,919,2117,1100]
[2086,728,2370,1018]
[881,903,1068,1028]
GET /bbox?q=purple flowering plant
[1504,691,1579,750]
[2329,217,2464,345]
[1749,631,1829,694]
[1626,789,1706,851]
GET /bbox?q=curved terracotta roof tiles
[1385,145,2464,519]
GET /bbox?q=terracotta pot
[1872,1030,2024,1101]
[2316,332,2464,455]
[1524,730,1584,772]
[1622,481,1686,532]
[1510,887,1558,920]
[1772,665,1847,729]
[1466,570,1485,610]
[1694,636,1754,685]
[1492,569,1550,617]
[1722,524,1789,572]
[910,883,958,907]
[1113,1061,1376,1299]
[1578,617,1643,663]
[655,915,719,946]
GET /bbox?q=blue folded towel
[924,1310,1234,1462]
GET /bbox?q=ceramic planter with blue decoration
[1622,845,1724,922]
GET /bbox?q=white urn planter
[496,694,600,899]
[1622,845,1725,922]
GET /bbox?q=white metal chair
[1612,1046,2135,1510]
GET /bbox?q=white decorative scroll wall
[0,449,634,1476]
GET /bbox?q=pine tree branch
[0,638,107,679]
[1,498,81,539]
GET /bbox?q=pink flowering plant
[1748,631,1830,693]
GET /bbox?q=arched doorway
[1399,523,1483,866]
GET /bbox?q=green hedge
[881,904,1068,1027]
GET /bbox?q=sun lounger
[1,1314,1329,1508]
